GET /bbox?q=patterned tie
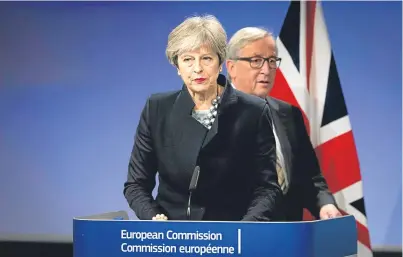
[276,155,285,191]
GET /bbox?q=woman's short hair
[166,14,227,66]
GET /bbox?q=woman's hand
[152,214,168,221]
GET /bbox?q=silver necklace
[201,94,221,130]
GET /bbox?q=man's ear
[226,60,236,80]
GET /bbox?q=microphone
[186,166,200,220]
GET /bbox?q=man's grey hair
[227,27,277,59]
[166,14,227,66]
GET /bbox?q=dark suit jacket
[123,75,282,221]
[266,96,336,221]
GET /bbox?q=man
[226,27,341,221]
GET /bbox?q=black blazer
[266,96,336,221]
[123,75,282,222]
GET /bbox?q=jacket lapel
[266,97,293,191]
[168,75,238,177]
[202,77,238,148]
[169,86,208,178]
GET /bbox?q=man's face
[226,36,279,98]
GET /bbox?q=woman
[123,15,282,221]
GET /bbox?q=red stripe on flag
[356,217,372,249]
[314,131,362,193]
[305,1,316,92]
[271,70,300,107]
[271,69,311,134]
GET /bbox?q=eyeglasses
[233,56,282,69]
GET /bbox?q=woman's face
[176,46,221,94]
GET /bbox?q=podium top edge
[73,215,355,223]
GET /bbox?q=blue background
[0,1,401,248]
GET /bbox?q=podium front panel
[73,216,357,257]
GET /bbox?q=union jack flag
[270,1,373,256]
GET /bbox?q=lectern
[73,211,357,257]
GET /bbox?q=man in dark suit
[226,27,341,221]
